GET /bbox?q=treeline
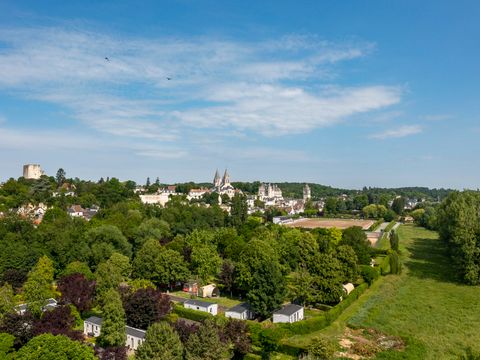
[436,191,480,285]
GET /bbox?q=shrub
[172,304,213,322]
[359,265,379,285]
[305,337,336,359]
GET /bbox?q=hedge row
[368,218,385,231]
[248,283,369,352]
[172,304,213,322]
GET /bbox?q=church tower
[303,184,311,201]
[213,169,221,188]
[222,169,230,187]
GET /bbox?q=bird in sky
[166,77,172,80]
[105,57,110,62]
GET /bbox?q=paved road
[374,222,390,233]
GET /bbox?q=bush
[359,265,379,285]
[305,337,336,359]
[172,304,213,322]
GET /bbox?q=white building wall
[184,303,218,315]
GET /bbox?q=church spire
[222,169,230,185]
[213,169,221,187]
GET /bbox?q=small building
[184,299,218,316]
[126,325,146,350]
[198,284,220,298]
[225,303,255,320]
[15,298,57,315]
[84,316,102,337]
[68,205,85,217]
[272,304,304,324]
[183,281,199,295]
[83,317,146,351]
[342,283,355,296]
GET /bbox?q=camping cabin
[184,299,218,315]
[225,302,255,320]
[342,283,355,296]
[183,281,199,295]
[83,316,146,350]
[272,304,304,324]
[198,284,220,298]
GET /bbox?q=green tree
[185,319,231,360]
[55,168,66,187]
[335,245,358,283]
[389,230,399,252]
[107,252,132,279]
[62,261,94,280]
[324,197,337,214]
[133,239,189,288]
[95,261,123,297]
[0,332,15,358]
[391,197,406,215]
[246,260,286,318]
[23,256,54,317]
[0,284,15,319]
[85,225,131,266]
[190,245,222,284]
[136,322,184,360]
[230,194,248,228]
[340,227,371,265]
[98,289,126,348]
[388,250,402,275]
[437,191,480,284]
[16,333,96,360]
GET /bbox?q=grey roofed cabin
[272,303,304,324]
[184,299,218,315]
[184,299,215,307]
[225,302,255,320]
[85,316,102,325]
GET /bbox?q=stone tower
[23,164,44,180]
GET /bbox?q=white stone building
[23,164,45,179]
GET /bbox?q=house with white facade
[83,316,146,351]
[184,299,218,315]
[225,303,255,320]
[272,304,304,324]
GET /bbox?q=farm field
[286,218,375,230]
[305,225,480,359]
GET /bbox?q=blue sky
[0,1,478,188]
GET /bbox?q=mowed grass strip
[347,225,480,359]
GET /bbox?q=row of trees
[436,191,480,285]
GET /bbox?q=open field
[286,225,480,359]
[286,218,375,230]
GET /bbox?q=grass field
[283,225,480,359]
[286,218,374,230]
[168,290,242,308]
[347,225,480,359]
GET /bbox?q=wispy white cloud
[369,125,423,139]
[0,26,400,139]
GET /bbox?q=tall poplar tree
[98,289,126,348]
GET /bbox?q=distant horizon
[2,163,468,191]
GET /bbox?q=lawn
[168,290,242,308]
[347,225,480,359]
[284,225,480,359]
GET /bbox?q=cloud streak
[369,125,423,139]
